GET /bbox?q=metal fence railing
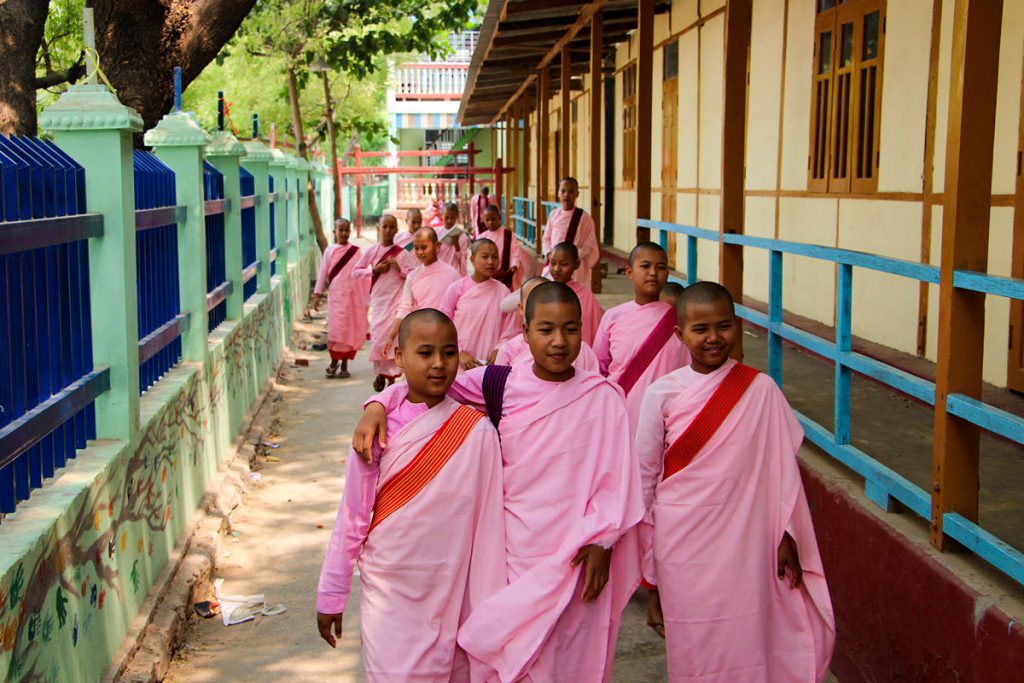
[0,136,103,515]
[203,160,229,331]
[239,167,259,301]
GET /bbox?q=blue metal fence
[203,161,228,332]
[511,196,537,248]
[239,167,258,300]
[639,217,1024,585]
[269,175,277,276]
[133,151,183,394]
[0,136,104,516]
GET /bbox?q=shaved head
[334,217,351,229]
[519,276,547,302]
[677,281,735,323]
[629,241,667,266]
[406,208,422,219]
[379,214,398,228]
[552,241,579,262]
[524,281,581,325]
[414,227,438,242]
[483,204,500,216]
[471,237,497,257]
[398,308,457,348]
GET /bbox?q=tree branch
[34,51,86,89]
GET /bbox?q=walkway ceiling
[459,0,672,126]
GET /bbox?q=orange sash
[662,363,760,481]
[369,405,485,532]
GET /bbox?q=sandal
[325,365,338,378]
[372,375,386,392]
[337,370,351,379]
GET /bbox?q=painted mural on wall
[0,285,289,683]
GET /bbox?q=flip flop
[337,370,351,379]
[325,366,337,378]
[372,375,386,392]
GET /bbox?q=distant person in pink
[594,242,690,432]
[548,241,603,346]
[471,186,496,237]
[440,238,518,369]
[542,177,600,289]
[437,202,470,276]
[476,204,531,290]
[635,282,835,682]
[316,309,505,682]
[355,282,644,683]
[313,218,369,379]
[351,214,415,391]
[385,226,460,352]
[395,207,422,249]
[423,197,444,228]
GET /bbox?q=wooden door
[548,130,560,196]
[1008,58,1024,392]
[661,77,679,269]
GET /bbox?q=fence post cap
[268,148,290,167]
[205,130,246,157]
[40,83,143,133]
[242,138,272,162]
[144,111,209,147]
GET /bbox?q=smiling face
[548,247,579,284]
[482,206,502,232]
[558,179,579,209]
[378,216,398,246]
[524,300,582,381]
[412,230,438,265]
[626,247,669,302]
[676,297,737,374]
[396,318,460,406]
[471,242,500,280]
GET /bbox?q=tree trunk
[287,65,328,252]
[0,0,49,136]
[94,0,257,132]
[321,71,342,219]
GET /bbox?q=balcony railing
[394,64,469,100]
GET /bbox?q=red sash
[616,306,678,395]
[493,230,515,287]
[369,405,485,533]
[662,363,760,481]
[565,208,584,245]
[326,245,359,288]
[370,245,402,291]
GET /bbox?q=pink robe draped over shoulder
[440,277,518,361]
[635,361,835,682]
[567,279,603,347]
[314,244,369,357]
[542,207,599,289]
[395,259,461,320]
[318,394,506,683]
[594,300,690,433]
[477,227,533,290]
[438,225,470,276]
[352,244,416,377]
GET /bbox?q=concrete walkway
[164,311,669,682]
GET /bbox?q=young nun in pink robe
[542,177,600,289]
[440,238,518,369]
[635,282,835,682]
[313,218,369,378]
[384,227,461,352]
[357,282,644,683]
[594,242,689,432]
[352,215,416,390]
[548,241,603,346]
[317,310,506,682]
[395,207,423,249]
[437,202,470,277]
[476,204,532,290]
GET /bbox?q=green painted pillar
[40,84,143,441]
[269,149,290,273]
[242,140,272,295]
[284,156,301,265]
[206,132,246,319]
[321,161,335,237]
[146,112,211,362]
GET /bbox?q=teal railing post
[269,148,290,271]
[768,250,783,385]
[294,157,311,256]
[242,139,273,294]
[206,131,247,319]
[40,84,142,441]
[147,112,211,361]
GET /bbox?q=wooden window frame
[623,62,638,188]
[808,0,885,194]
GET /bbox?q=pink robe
[471,194,495,236]
[395,230,414,249]
[477,227,532,290]
[542,207,600,289]
[440,277,518,361]
[635,361,835,682]
[395,259,461,320]
[318,395,506,682]
[567,279,603,347]
[314,244,369,358]
[353,244,416,377]
[438,224,470,276]
[493,335,600,373]
[593,300,690,433]
[369,366,644,682]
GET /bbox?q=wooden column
[504,112,512,218]
[537,67,550,256]
[635,0,654,242]
[522,92,531,197]
[720,0,752,359]
[512,99,520,202]
[590,11,604,292]
[561,44,572,181]
[930,0,1003,549]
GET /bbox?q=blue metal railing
[639,217,1024,585]
[203,161,228,332]
[269,174,277,276]
[511,196,537,248]
[133,151,183,394]
[0,136,103,516]
[239,167,258,300]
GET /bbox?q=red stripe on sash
[369,405,485,533]
[662,363,760,481]
[326,245,359,288]
[370,245,402,291]
[617,307,678,395]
